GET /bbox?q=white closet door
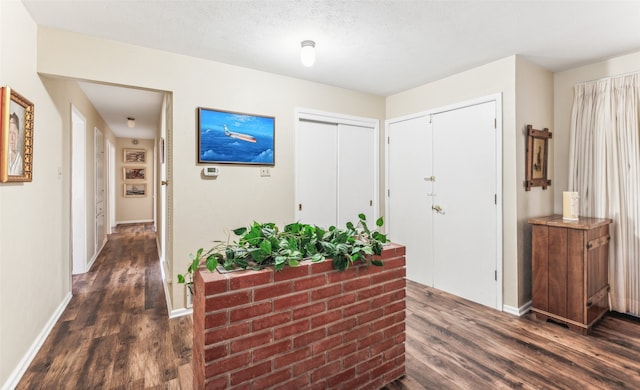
[296,120,337,228]
[432,101,497,308]
[337,124,375,228]
[387,116,434,286]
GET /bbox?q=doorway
[386,95,502,309]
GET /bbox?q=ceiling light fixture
[300,40,316,67]
[127,117,136,128]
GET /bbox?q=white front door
[387,116,433,287]
[432,101,498,308]
[386,96,501,310]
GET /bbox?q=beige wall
[0,1,67,386]
[515,57,554,305]
[36,27,386,311]
[116,138,154,223]
[554,51,640,212]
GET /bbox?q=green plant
[178,214,388,289]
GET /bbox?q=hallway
[16,224,192,389]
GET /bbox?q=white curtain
[569,73,640,316]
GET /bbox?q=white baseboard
[503,300,532,317]
[170,307,193,319]
[2,292,73,390]
[115,219,153,225]
[86,236,108,272]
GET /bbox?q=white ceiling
[77,82,164,139]
[22,0,640,139]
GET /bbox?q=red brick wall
[193,243,406,390]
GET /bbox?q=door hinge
[494,118,497,129]
[298,203,302,211]
[495,270,497,281]
[494,194,497,204]
[387,189,390,197]
[387,136,390,144]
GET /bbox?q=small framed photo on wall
[0,86,34,183]
[124,148,146,164]
[124,183,146,197]
[524,124,552,191]
[123,167,146,180]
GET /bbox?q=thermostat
[203,167,219,177]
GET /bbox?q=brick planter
[193,243,406,389]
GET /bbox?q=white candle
[562,191,579,221]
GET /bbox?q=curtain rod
[575,69,640,86]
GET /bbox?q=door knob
[432,205,445,214]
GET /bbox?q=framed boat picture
[197,107,275,165]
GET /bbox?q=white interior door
[337,124,375,228]
[386,116,434,286]
[296,120,337,228]
[432,101,498,308]
[71,106,87,275]
[95,128,105,253]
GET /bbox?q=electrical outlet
[260,167,271,177]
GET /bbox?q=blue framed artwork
[198,107,275,165]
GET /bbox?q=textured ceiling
[21,0,640,137]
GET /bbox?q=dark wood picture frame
[0,87,34,183]
[525,124,552,191]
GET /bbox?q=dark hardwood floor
[387,281,640,390]
[16,223,640,389]
[16,223,192,390]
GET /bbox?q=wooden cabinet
[529,215,611,334]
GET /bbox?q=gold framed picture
[0,87,34,183]
[524,124,552,191]
[123,166,146,180]
[124,183,146,197]
[123,148,146,163]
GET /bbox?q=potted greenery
[178,214,388,293]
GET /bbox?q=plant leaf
[206,254,219,272]
[232,227,247,235]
